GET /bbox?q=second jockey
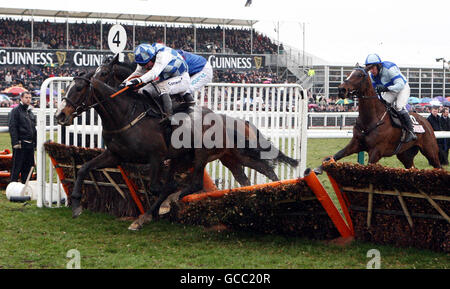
[120,43,190,121]
[177,49,213,104]
[365,53,417,143]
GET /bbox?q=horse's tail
[274,149,299,167]
[231,118,299,168]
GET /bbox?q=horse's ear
[109,54,120,66]
[355,62,360,67]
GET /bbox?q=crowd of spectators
[0,18,278,55]
[306,95,450,113]
[214,69,282,84]
[308,95,359,112]
[0,65,283,108]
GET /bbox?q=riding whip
[110,81,145,98]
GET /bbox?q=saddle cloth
[389,111,425,134]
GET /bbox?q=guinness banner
[0,48,114,67]
[206,54,264,70]
[0,48,266,70]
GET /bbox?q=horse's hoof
[313,166,323,175]
[128,214,152,231]
[128,222,142,231]
[159,204,171,215]
[159,191,181,215]
[72,206,83,219]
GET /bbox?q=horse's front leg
[367,149,382,164]
[71,150,119,218]
[314,136,362,175]
[147,156,166,195]
[178,151,208,200]
[128,157,178,231]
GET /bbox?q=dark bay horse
[56,55,298,230]
[319,67,441,170]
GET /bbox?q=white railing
[307,112,431,129]
[37,77,103,208]
[194,83,308,189]
[307,129,450,139]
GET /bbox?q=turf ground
[0,133,448,269]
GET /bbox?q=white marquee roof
[0,5,258,26]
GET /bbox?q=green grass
[0,133,448,269]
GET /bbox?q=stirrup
[403,131,417,143]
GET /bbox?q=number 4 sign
[108,24,127,55]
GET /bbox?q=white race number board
[108,24,127,54]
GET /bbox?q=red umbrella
[2,86,28,95]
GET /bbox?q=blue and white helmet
[134,43,156,64]
[365,53,382,66]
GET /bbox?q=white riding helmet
[365,53,382,66]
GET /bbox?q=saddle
[140,92,197,149]
[379,99,425,144]
[141,91,194,119]
[384,104,425,133]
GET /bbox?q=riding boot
[182,93,196,105]
[398,109,417,143]
[159,93,173,124]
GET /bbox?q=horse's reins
[102,81,163,135]
[65,68,164,135]
[347,68,388,137]
[63,76,109,119]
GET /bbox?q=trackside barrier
[181,167,354,239]
[322,159,449,252]
[303,168,353,238]
[37,77,103,208]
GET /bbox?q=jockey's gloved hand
[118,82,126,89]
[376,84,389,94]
[125,77,143,88]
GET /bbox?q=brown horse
[56,55,298,230]
[317,67,441,171]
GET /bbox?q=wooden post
[419,189,450,223]
[102,170,126,199]
[395,189,414,228]
[367,184,374,228]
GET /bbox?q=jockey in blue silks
[120,43,190,121]
[176,49,213,104]
[365,53,417,142]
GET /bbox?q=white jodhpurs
[381,83,410,111]
[187,62,213,94]
[139,71,190,96]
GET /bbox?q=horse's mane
[74,70,95,78]
[116,60,137,71]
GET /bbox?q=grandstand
[0,7,314,104]
[311,64,450,100]
[0,6,447,111]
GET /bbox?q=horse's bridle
[62,75,96,118]
[343,67,376,99]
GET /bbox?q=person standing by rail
[8,91,36,183]
[439,107,450,165]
